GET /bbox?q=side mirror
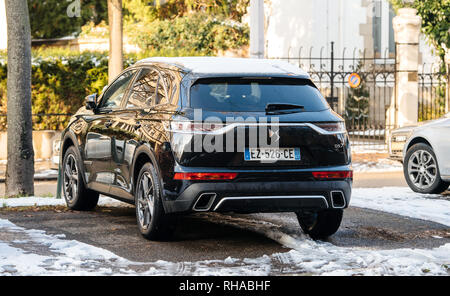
[85,93,97,110]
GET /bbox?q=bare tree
[108,0,123,83]
[5,0,34,197]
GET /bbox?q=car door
[84,69,137,193]
[434,117,450,177]
[108,67,160,200]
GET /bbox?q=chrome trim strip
[330,191,346,209]
[168,122,346,136]
[213,195,329,211]
[192,193,217,212]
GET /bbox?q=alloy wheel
[137,172,155,230]
[407,150,437,190]
[63,154,79,202]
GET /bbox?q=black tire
[62,146,99,210]
[403,143,449,194]
[135,162,177,240]
[296,209,343,240]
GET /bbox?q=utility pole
[5,0,34,197]
[250,0,264,59]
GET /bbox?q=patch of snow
[1,187,449,275]
[34,169,59,179]
[352,158,403,172]
[137,57,310,77]
[349,129,385,136]
[350,143,387,153]
[0,217,448,276]
[0,195,130,208]
[351,148,388,154]
[352,187,450,227]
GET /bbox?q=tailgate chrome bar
[168,122,346,136]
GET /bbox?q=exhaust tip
[193,193,217,211]
[330,191,346,209]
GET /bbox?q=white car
[403,112,450,194]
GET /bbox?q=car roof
[135,57,310,78]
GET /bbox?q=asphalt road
[0,170,448,271]
[1,205,449,264]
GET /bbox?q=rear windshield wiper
[265,103,305,114]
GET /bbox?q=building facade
[263,0,439,65]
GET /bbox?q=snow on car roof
[136,57,309,77]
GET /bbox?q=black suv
[59,57,352,240]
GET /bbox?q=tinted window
[126,68,159,108]
[100,70,136,109]
[190,78,329,112]
[156,69,179,105]
[155,72,168,105]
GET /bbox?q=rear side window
[126,68,159,108]
[190,78,329,112]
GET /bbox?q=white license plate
[244,148,301,161]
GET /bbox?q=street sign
[348,73,361,88]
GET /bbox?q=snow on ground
[352,158,403,172]
[0,215,448,276]
[350,142,387,154]
[349,130,385,137]
[0,195,130,208]
[0,187,449,275]
[351,187,450,227]
[33,169,59,179]
[205,213,450,276]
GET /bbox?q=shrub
[126,12,249,55]
[0,51,135,131]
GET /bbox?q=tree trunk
[108,0,123,83]
[5,0,34,197]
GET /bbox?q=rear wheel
[135,162,177,240]
[296,209,343,240]
[62,146,99,210]
[404,143,449,194]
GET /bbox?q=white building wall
[265,0,367,58]
[264,0,438,65]
[0,0,6,50]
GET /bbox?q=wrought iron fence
[418,64,448,122]
[271,42,396,151]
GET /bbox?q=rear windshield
[190,78,329,112]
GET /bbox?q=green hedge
[0,52,136,131]
[127,12,249,55]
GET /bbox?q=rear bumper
[164,179,352,214]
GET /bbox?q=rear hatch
[170,77,350,168]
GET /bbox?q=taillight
[173,172,238,180]
[312,171,353,180]
[313,122,346,132]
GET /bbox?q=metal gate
[273,42,396,151]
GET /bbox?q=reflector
[312,171,353,179]
[174,172,238,180]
